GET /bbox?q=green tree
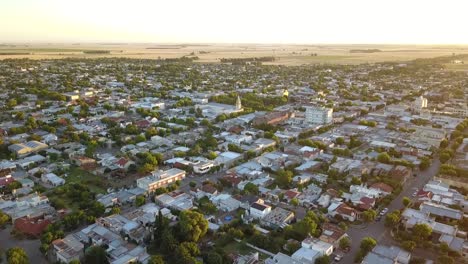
[6,247,29,264]
[412,223,432,241]
[148,255,165,264]
[360,237,377,253]
[243,182,259,195]
[401,240,416,252]
[377,152,391,164]
[362,209,377,222]
[419,156,431,170]
[339,236,351,250]
[0,211,10,227]
[275,169,293,188]
[402,197,411,207]
[84,246,109,264]
[385,211,401,227]
[204,252,223,264]
[439,139,449,149]
[436,255,454,264]
[290,198,299,207]
[178,210,208,242]
[135,195,146,207]
[206,151,217,160]
[335,137,345,145]
[314,255,330,264]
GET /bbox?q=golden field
[1,43,468,66]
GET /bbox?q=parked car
[334,254,343,262]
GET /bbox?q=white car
[334,255,343,262]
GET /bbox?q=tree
[439,139,449,149]
[335,137,345,145]
[439,152,451,163]
[84,246,109,264]
[339,236,351,250]
[419,156,431,170]
[314,255,330,264]
[385,211,401,227]
[206,151,217,160]
[148,255,165,264]
[178,210,208,242]
[204,252,223,264]
[412,223,432,241]
[401,240,416,252]
[275,169,293,188]
[290,198,299,207]
[436,255,454,264]
[360,237,377,253]
[243,182,259,195]
[135,195,146,207]
[111,207,121,215]
[0,211,10,228]
[6,247,28,264]
[377,152,391,164]
[362,209,377,222]
[402,197,411,207]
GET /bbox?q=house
[261,207,294,229]
[319,223,348,247]
[250,200,272,219]
[302,237,334,256]
[136,168,186,193]
[215,151,242,168]
[155,191,193,211]
[420,202,463,220]
[292,247,321,263]
[0,160,16,176]
[369,182,393,195]
[8,141,48,157]
[362,245,411,264]
[41,173,65,186]
[115,158,135,171]
[333,203,358,222]
[52,235,84,263]
[0,175,15,188]
[210,194,241,212]
[14,215,52,237]
[265,252,304,264]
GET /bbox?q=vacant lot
[65,167,107,194]
[1,43,468,65]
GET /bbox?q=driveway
[0,225,48,264]
[342,158,441,264]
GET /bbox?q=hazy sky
[1,0,468,44]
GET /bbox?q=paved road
[0,225,48,264]
[343,158,441,264]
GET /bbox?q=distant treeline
[161,56,199,63]
[350,49,382,53]
[220,56,276,65]
[0,52,30,55]
[413,54,468,65]
[82,50,111,54]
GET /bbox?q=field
[64,167,108,194]
[1,43,468,66]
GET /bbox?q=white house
[249,201,272,219]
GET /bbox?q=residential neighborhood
[0,54,467,264]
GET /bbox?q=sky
[1,0,468,44]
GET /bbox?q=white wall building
[304,106,333,125]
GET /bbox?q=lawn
[65,167,107,194]
[46,167,108,211]
[223,241,270,260]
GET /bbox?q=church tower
[236,95,242,111]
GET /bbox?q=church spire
[236,95,242,110]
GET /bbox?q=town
[0,55,467,264]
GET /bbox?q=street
[342,158,441,264]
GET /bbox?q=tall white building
[304,106,333,125]
[413,96,428,110]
